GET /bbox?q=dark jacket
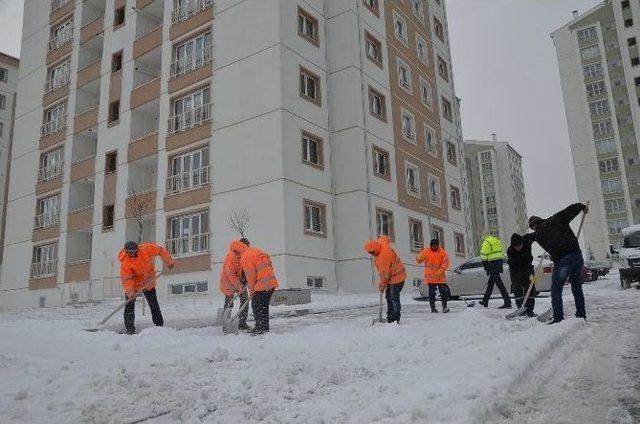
[531,203,586,262]
[507,233,534,273]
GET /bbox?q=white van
[612,225,640,289]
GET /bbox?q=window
[35,194,60,229]
[437,56,449,81]
[450,186,461,210]
[363,0,379,15]
[595,138,616,154]
[412,277,423,287]
[446,141,457,165]
[424,125,437,153]
[365,31,383,66]
[111,51,123,73]
[420,78,432,108]
[397,58,412,91]
[401,109,415,141]
[105,151,117,174]
[580,45,600,61]
[170,86,211,133]
[306,276,324,288]
[441,97,453,121]
[605,198,626,213]
[454,233,465,256]
[608,218,628,234]
[577,26,597,42]
[589,100,609,117]
[301,132,323,168]
[298,7,319,45]
[593,120,613,136]
[46,59,71,93]
[480,151,492,162]
[428,175,441,205]
[49,19,73,51]
[167,147,210,194]
[167,211,210,256]
[376,208,394,239]
[0,67,6,82]
[601,178,623,194]
[629,37,637,47]
[38,147,64,182]
[368,86,386,120]
[171,32,212,78]
[170,281,209,295]
[583,63,603,79]
[412,0,424,18]
[586,81,606,97]
[625,19,633,28]
[42,102,66,137]
[416,35,428,64]
[632,57,640,67]
[303,200,326,236]
[622,0,630,8]
[300,66,321,104]
[393,12,408,44]
[433,17,444,41]
[405,162,420,196]
[487,206,497,215]
[373,146,390,179]
[430,225,444,247]
[599,158,619,173]
[409,218,424,251]
[114,6,125,28]
[108,100,120,125]
[103,205,115,230]
[31,243,58,278]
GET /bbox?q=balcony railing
[44,72,71,94]
[166,233,209,257]
[34,212,60,229]
[31,261,58,278]
[411,239,423,251]
[37,162,64,183]
[171,0,213,24]
[170,45,213,79]
[41,115,67,138]
[51,0,71,12]
[166,166,209,195]
[48,29,74,52]
[167,104,211,135]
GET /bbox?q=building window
[368,86,386,121]
[114,6,125,28]
[393,12,408,44]
[298,7,319,45]
[46,60,71,94]
[373,146,390,179]
[105,151,117,174]
[38,147,64,182]
[397,58,412,92]
[167,146,210,194]
[583,63,603,79]
[0,122,3,137]
[108,100,120,125]
[628,37,637,47]
[420,78,432,108]
[424,125,437,154]
[586,81,606,97]
[307,276,325,288]
[577,26,597,43]
[430,225,444,247]
[49,19,73,51]
[416,35,428,64]
[446,141,457,165]
[401,109,416,141]
[428,174,441,205]
[589,99,609,117]
[171,32,212,78]
[605,198,626,214]
[580,45,600,61]
[405,162,420,196]
[42,102,67,137]
[111,51,123,73]
[170,281,209,295]
[592,120,613,136]
[300,66,321,104]
[437,56,449,81]
[622,0,630,9]
[365,31,383,66]
[363,0,379,16]
[608,218,628,234]
[454,233,465,256]
[599,158,619,173]
[412,0,424,18]
[169,86,211,134]
[450,185,461,210]
[167,211,210,257]
[0,67,6,82]
[595,138,616,154]
[376,208,394,239]
[35,194,60,229]
[441,97,453,122]
[433,17,445,41]
[601,178,623,194]
[625,18,633,28]
[409,218,424,252]
[103,205,115,230]
[303,199,326,236]
[302,131,323,168]
[31,242,58,278]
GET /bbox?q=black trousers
[385,282,404,322]
[510,269,536,313]
[224,290,249,326]
[251,289,274,334]
[482,272,511,306]
[124,288,163,333]
[428,284,450,307]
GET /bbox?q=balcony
[125,189,157,218]
[77,60,101,88]
[40,115,67,140]
[47,32,74,65]
[43,72,70,106]
[37,161,64,184]
[67,206,94,232]
[80,16,103,44]
[128,132,158,163]
[164,166,210,211]
[133,25,162,59]
[31,261,58,279]
[68,179,95,218]
[130,77,160,109]
[168,46,213,93]
[64,260,91,284]
[70,156,96,182]
[74,106,99,134]
[166,233,209,258]
[33,212,61,242]
[166,104,212,151]
[50,0,74,24]
[170,0,214,40]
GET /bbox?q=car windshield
[623,231,640,248]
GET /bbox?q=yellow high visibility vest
[480,236,503,262]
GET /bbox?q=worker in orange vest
[219,238,251,331]
[365,235,407,323]
[230,240,279,335]
[416,238,451,313]
[119,241,175,334]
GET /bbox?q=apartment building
[464,136,528,254]
[0,0,470,309]
[0,53,19,278]
[552,1,640,259]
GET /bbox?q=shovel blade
[506,307,526,320]
[221,308,240,334]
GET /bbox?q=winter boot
[238,322,252,332]
[430,301,439,313]
[498,304,512,309]
[479,300,488,308]
[442,301,449,313]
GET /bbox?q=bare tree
[128,186,153,243]
[227,209,250,238]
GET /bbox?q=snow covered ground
[0,275,638,424]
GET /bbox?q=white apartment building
[464,136,528,254]
[552,0,640,259]
[0,0,471,309]
[0,53,19,279]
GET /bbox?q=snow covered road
[0,277,638,423]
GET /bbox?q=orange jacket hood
[230,240,249,255]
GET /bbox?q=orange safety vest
[366,236,407,288]
[231,241,279,295]
[416,247,450,285]
[119,243,174,293]
[219,250,244,297]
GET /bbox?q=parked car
[585,260,611,280]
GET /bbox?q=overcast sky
[0,0,602,218]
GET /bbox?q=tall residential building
[552,1,640,259]
[0,0,470,309]
[464,136,528,254]
[0,53,20,277]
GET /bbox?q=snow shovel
[372,291,385,325]
[222,295,251,335]
[84,272,163,332]
[216,291,240,326]
[506,256,545,320]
